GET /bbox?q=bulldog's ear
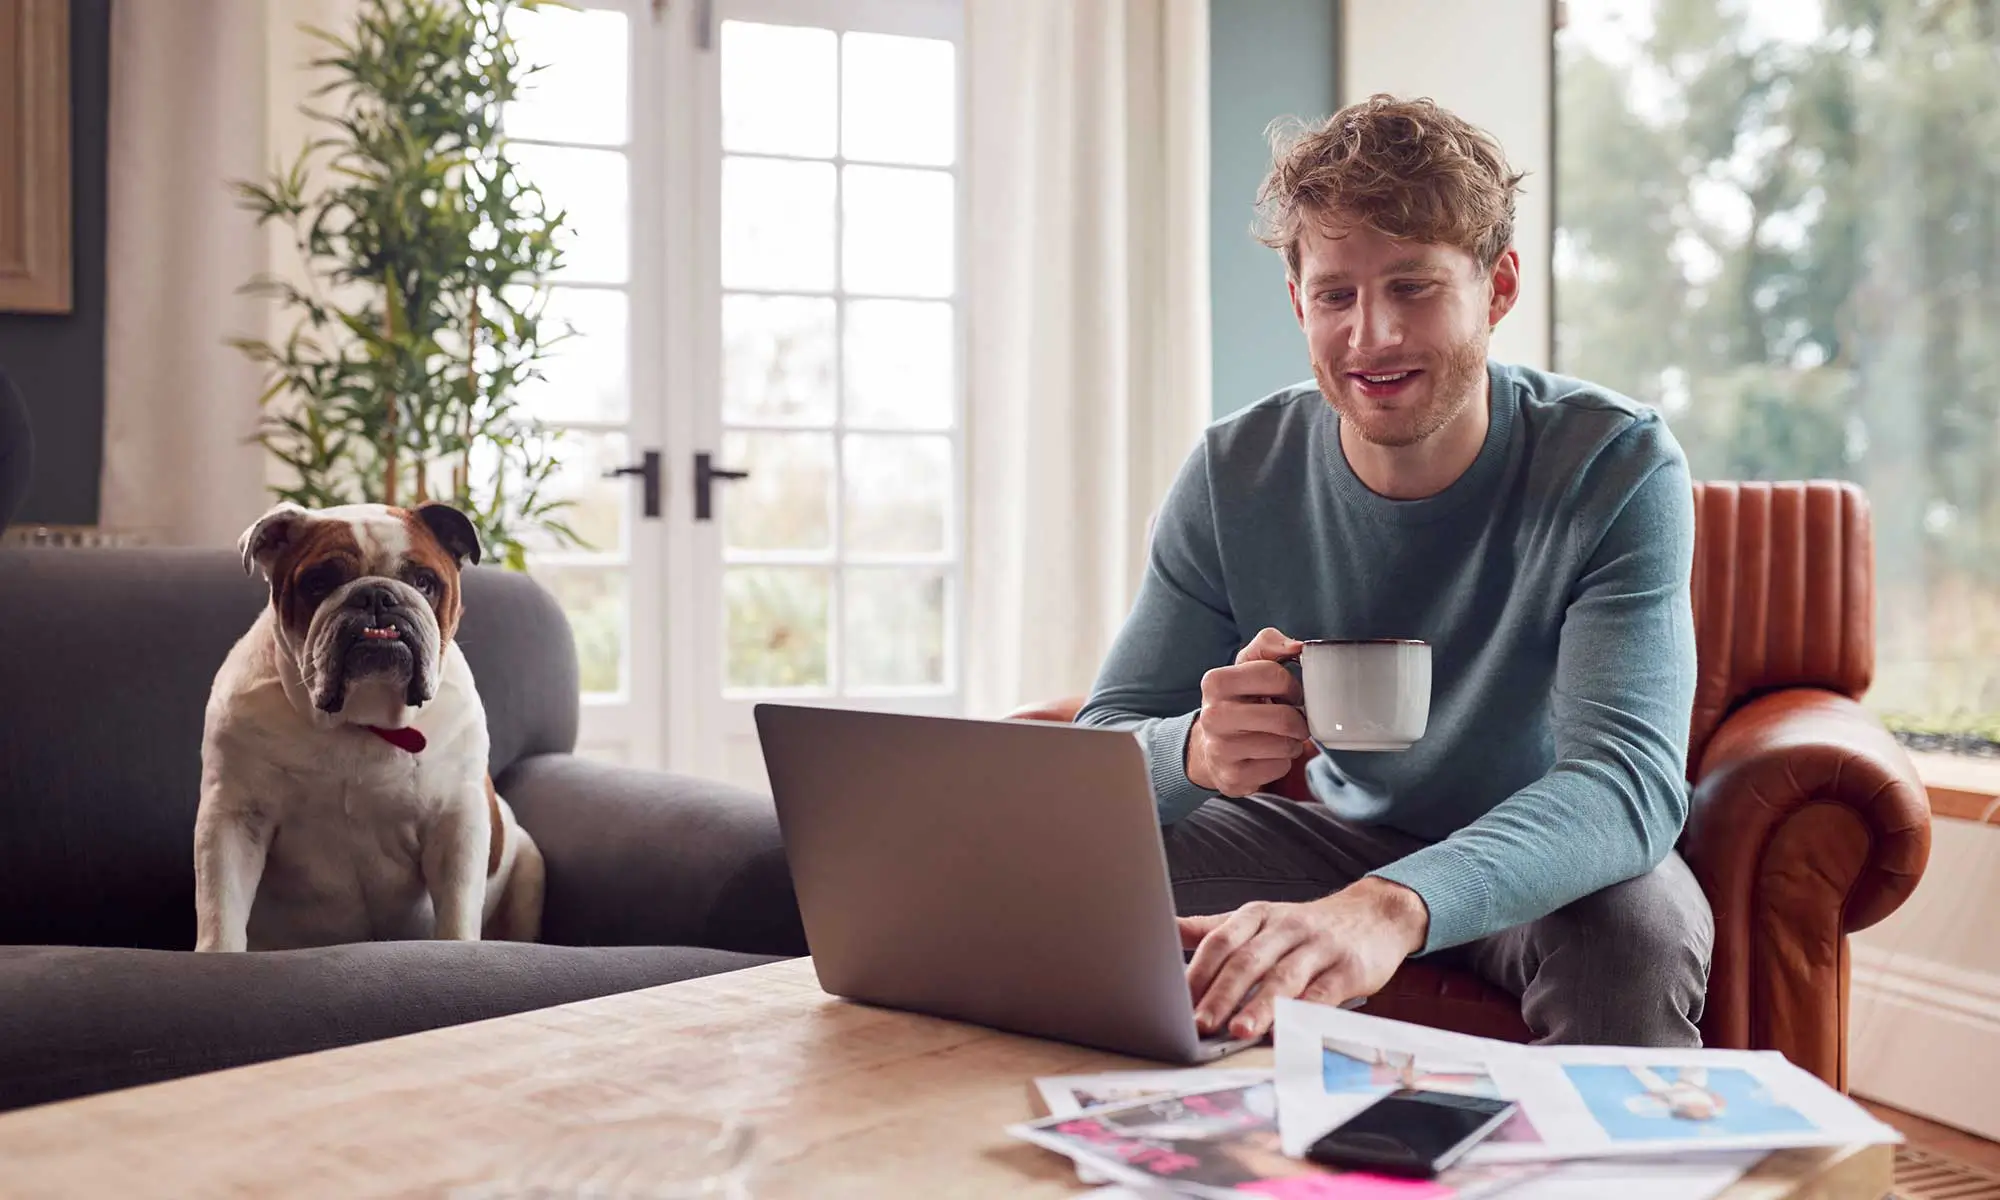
[414,502,482,567]
[239,502,313,578]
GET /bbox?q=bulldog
[193,500,543,952]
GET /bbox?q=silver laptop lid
[754,703,1210,1063]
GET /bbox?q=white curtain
[962,0,1213,717]
[100,1,356,547]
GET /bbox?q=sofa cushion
[0,942,775,1113]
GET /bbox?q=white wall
[1209,0,1340,416]
[1337,0,1552,371]
[1849,819,2000,1139]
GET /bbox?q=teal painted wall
[1209,0,1340,417]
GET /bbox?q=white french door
[508,0,967,781]
[503,0,663,767]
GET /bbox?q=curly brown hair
[1254,94,1526,281]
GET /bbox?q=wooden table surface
[0,957,1892,1198]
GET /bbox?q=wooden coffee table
[0,958,1891,1197]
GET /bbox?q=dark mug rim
[1299,637,1428,647]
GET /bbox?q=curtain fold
[100,0,356,547]
[963,0,1213,717]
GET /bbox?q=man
[1075,94,1710,1048]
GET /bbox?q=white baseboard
[1849,943,2000,1140]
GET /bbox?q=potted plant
[233,0,582,569]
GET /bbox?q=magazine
[1035,1070,1274,1184]
[1010,1079,1542,1199]
[1271,997,1903,1165]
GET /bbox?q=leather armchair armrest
[1683,688,1931,1086]
[496,753,807,957]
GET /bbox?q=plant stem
[382,266,400,507]
[461,286,478,501]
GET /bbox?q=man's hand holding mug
[1186,626,1433,797]
[1184,628,1313,797]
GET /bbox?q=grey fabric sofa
[0,546,806,1113]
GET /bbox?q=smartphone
[1304,1088,1518,1178]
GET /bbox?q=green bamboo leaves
[233,0,583,570]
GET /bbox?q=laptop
[754,702,1260,1064]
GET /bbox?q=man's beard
[1314,328,1489,449]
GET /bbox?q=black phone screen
[1305,1088,1516,1177]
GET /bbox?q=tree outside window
[1557,0,2000,753]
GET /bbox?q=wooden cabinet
[0,0,69,314]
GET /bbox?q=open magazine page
[1009,1079,1544,1200]
[1035,1070,1274,1184]
[1482,1045,1903,1160]
[1271,997,1531,1159]
[1273,998,1902,1165]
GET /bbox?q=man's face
[1288,217,1519,448]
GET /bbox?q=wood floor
[1863,1102,2000,1175]
[1861,1100,2000,1199]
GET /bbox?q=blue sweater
[1075,361,1698,954]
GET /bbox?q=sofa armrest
[1683,688,1931,1087]
[496,754,806,957]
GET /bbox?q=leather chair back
[1686,481,1874,774]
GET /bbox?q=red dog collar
[365,725,428,753]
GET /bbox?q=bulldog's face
[238,501,482,718]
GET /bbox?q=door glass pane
[503,6,630,146]
[841,33,955,166]
[721,21,837,158]
[513,430,628,557]
[469,431,623,558]
[725,567,830,688]
[724,294,836,425]
[721,431,833,551]
[507,144,630,284]
[844,568,945,687]
[518,286,629,423]
[529,564,627,695]
[724,157,836,292]
[844,299,952,429]
[843,434,949,555]
[842,166,954,297]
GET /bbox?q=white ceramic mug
[1297,638,1432,751]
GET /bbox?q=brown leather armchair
[1008,481,1932,1091]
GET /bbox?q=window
[503,2,636,699]
[498,0,965,775]
[1556,0,2000,752]
[713,15,963,703]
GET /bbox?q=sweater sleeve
[1074,440,1244,824]
[1370,434,1699,953]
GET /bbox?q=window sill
[1905,750,2000,826]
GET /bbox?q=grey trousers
[1162,793,1714,1048]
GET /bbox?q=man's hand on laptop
[1177,878,1430,1040]
[1186,627,1314,796]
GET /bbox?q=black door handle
[695,452,750,521]
[604,450,662,518]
